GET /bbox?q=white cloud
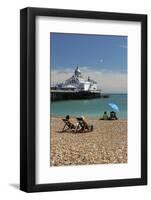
[51,67,127,93]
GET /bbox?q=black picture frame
[20,7,147,192]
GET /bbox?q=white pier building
[55,67,98,92]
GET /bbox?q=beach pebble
[50,118,127,166]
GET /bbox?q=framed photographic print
[20,7,147,192]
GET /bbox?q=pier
[51,66,109,101]
[51,90,109,101]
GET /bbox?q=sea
[51,94,127,120]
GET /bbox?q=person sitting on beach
[78,116,93,132]
[109,111,118,120]
[100,111,108,120]
[62,115,75,132]
[81,116,89,130]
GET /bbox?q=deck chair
[76,117,93,132]
[61,118,76,132]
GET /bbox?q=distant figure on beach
[109,111,118,120]
[100,111,118,120]
[100,111,109,120]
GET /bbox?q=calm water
[51,94,127,119]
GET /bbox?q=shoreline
[50,115,127,121]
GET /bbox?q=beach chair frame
[62,118,76,132]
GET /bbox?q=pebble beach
[50,117,127,166]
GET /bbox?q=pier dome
[54,66,98,92]
[74,66,82,77]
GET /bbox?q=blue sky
[50,33,127,93]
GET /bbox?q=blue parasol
[108,103,120,112]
